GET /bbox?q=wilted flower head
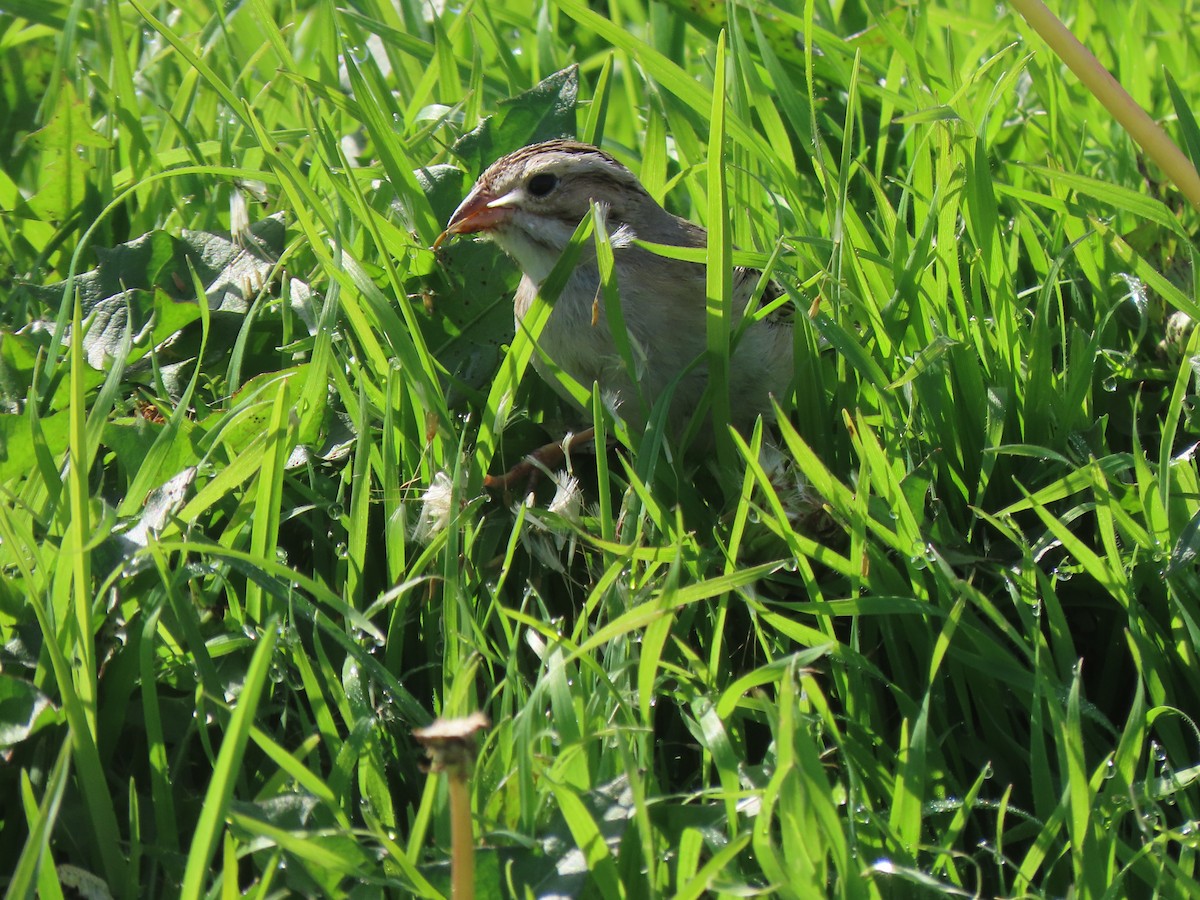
[413,471,455,542]
[602,390,623,417]
[547,471,582,520]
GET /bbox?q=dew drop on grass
[1117,273,1148,315]
[910,541,935,570]
[1159,756,1175,779]
[1102,376,1119,393]
[909,541,928,569]
[327,502,344,519]
[926,798,959,813]
[1104,759,1116,779]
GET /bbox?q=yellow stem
[448,773,474,900]
[1009,0,1200,211]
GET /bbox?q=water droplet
[910,540,930,569]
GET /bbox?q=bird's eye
[527,172,559,197]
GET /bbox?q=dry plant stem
[448,775,473,900]
[483,427,597,494]
[1009,0,1200,210]
[412,713,490,900]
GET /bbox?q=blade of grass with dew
[63,295,95,731]
[593,200,647,426]
[344,378,372,609]
[28,596,124,889]
[138,606,181,858]
[8,741,71,899]
[890,598,966,853]
[704,31,734,470]
[1157,319,1200,509]
[179,619,280,898]
[582,52,614,146]
[1165,69,1200,172]
[243,375,294,623]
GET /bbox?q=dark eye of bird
[527,172,558,197]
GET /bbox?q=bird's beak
[433,189,520,250]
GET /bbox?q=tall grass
[1,0,1198,896]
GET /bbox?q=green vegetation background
[1,0,1199,896]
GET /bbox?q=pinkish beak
[433,191,512,250]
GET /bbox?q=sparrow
[435,139,794,487]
